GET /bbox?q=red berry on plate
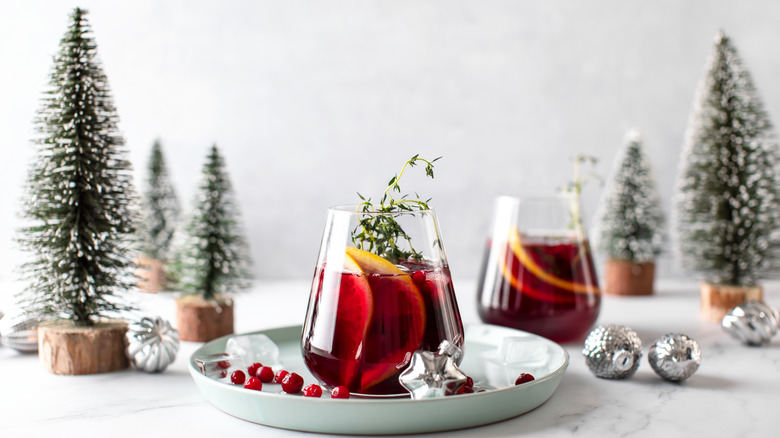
[231,370,246,385]
[281,372,304,394]
[515,373,535,385]
[256,366,275,383]
[303,384,323,397]
[244,376,263,391]
[331,386,350,399]
[455,385,474,395]
[274,369,289,383]
[247,362,263,376]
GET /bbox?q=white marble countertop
[1,279,778,437]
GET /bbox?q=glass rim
[495,193,576,203]
[328,204,436,215]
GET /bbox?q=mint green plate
[189,324,569,435]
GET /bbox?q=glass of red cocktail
[477,195,600,343]
[303,206,464,396]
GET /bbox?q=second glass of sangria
[302,206,463,396]
[476,195,600,343]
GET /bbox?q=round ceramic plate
[188,323,569,435]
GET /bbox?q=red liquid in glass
[303,262,463,395]
[477,235,600,343]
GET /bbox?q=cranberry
[217,360,231,369]
[303,384,323,398]
[231,370,246,385]
[412,271,426,284]
[256,366,275,383]
[515,373,535,385]
[243,376,263,391]
[247,362,263,376]
[281,372,304,394]
[453,376,474,395]
[331,386,350,399]
[274,370,289,383]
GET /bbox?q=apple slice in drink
[344,247,427,393]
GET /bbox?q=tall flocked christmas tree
[16,8,136,373]
[674,30,780,319]
[139,140,179,261]
[137,140,179,292]
[18,8,136,325]
[173,145,251,341]
[595,130,665,295]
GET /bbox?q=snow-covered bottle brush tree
[594,129,665,295]
[674,30,780,321]
[137,139,180,292]
[16,8,136,374]
[172,145,251,341]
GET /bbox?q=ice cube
[497,336,550,367]
[225,334,281,367]
[194,353,246,381]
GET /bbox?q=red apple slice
[344,247,427,393]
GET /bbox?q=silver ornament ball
[126,316,180,373]
[722,301,779,346]
[648,333,701,382]
[583,324,642,379]
[0,314,44,353]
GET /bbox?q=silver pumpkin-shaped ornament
[0,314,44,353]
[647,333,701,382]
[583,325,642,379]
[126,316,180,372]
[722,301,779,346]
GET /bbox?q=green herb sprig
[560,154,601,235]
[352,155,440,263]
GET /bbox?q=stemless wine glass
[302,206,464,396]
[476,195,600,343]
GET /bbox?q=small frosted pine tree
[173,145,251,299]
[673,30,780,288]
[595,130,665,263]
[17,8,136,325]
[139,140,179,260]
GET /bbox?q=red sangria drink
[477,196,600,343]
[303,156,464,395]
[303,247,463,395]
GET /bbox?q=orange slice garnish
[500,226,599,295]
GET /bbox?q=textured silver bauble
[583,324,642,379]
[722,301,779,346]
[0,314,43,353]
[126,316,180,372]
[647,333,701,382]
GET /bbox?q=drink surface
[477,233,600,343]
[303,260,463,395]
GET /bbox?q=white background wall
[2,1,780,289]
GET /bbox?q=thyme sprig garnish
[560,154,601,235]
[352,155,441,263]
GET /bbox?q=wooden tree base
[604,260,655,295]
[136,256,167,293]
[176,295,234,342]
[38,320,129,375]
[700,282,763,322]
